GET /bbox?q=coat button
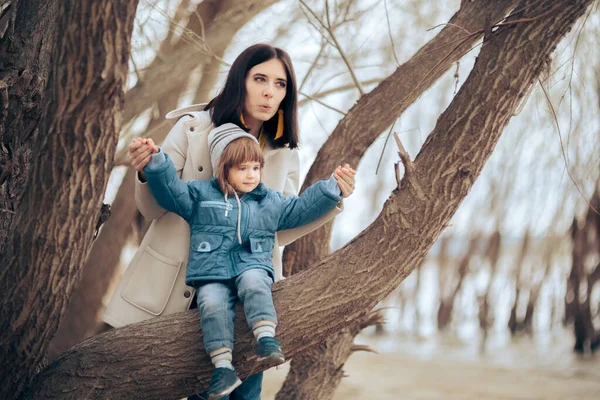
[189,127,195,132]
[184,291,191,298]
[200,242,207,249]
[198,166,203,172]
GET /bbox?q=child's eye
[253,167,260,171]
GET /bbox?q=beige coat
[103,104,342,328]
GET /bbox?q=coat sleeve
[276,150,344,246]
[134,117,191,220]
[143,150,197,221]
[277,176,342,231]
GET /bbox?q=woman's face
[243,58,287,131]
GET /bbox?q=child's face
[228,161,261,193]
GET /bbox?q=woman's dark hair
[205,44,299,149]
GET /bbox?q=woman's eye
[276,82,286,88]
[255,76,265,82]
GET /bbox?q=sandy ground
[261,338,600,400]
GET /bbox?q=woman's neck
[242,112,262,137]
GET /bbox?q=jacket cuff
[145,148,166,171]
[324,174,343,200]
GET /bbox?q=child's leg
[235,269,277,335]
[195,281,237,369]
[235,269,284,364]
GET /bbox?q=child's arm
[277,175,343,231]
[143,149,198,221]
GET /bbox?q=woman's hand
[333,163,356,198]
[129,138,158,172]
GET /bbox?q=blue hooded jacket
[143,150,342,284]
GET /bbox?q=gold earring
[275,109,284,140]
[240,114,249,129]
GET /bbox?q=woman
[103,43,356,399]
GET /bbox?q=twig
[375,120,398,176]
[384,0,400,66]
[299,39,327,92]
[538,78,600,216]
[1,208,15,214]
[298,77,383,107]
[350,344,378,354]
[298,91,346,115]
[300,0,364,96]
[394,132,425,200]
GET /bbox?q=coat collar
[210,178,268,199]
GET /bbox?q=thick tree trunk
[0,0,59,253]
[0,1,138,398]
[46,169,138,361]
[276,312,382,400]
[22,1,592,398]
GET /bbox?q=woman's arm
[134,117,191,220]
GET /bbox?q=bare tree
[566,181,600,354]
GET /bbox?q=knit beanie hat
[207,123,259,174]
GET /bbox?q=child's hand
[128,138,159,171]
[333,163,356,198]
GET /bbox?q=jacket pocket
[193,232,224,252]
[121,245,182,316]
[239,237,274,265]
[189,233,225,277]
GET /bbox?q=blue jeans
[195,268,277,353]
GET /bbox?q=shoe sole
[208,378,242,400]
[256,354,285,365]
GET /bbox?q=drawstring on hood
[233,191,242,244]
[223,188,242,244]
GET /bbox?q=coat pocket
[189,233,226,277]
[239,237,274,265]
[121,245,182,316]
[193,232,224,253]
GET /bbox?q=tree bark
[276,312,382,400]
[46,169,138,361]
[23,1,592,398]
[0,0,59,253]
[0,1,138,398]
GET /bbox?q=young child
[143,123,346,399]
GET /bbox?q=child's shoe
[256,337,285,365]
[207,367,242,400]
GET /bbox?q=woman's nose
[263,84,273,98]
